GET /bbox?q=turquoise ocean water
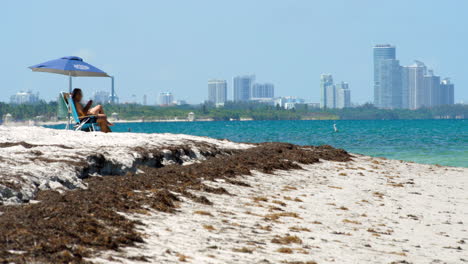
[47,120,467,167]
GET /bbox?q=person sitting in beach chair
[60,91,98,132]
[71,88,113,133]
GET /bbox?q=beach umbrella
[29,56,110,129]
[29,56,109,93]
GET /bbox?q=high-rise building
[320,74,334,108]
[400,67,409,109]
[252,83,274,99]
[402,61,427,110]
[380,59,402,108]
[92,91,110,104]
[373,44,395,107]
[335,82,351,109]
[440,78,455,105]
[424,70,441,107]
[320,75,352,109]
[325,84,336,108]
[10,91,40,104]
[159,92,174,106]
[208,79,228,106]
[233,75,255,102]
[373,44,402,108]
[373,45,455,109]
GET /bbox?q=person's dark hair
[71,88,82,100]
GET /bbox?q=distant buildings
[206,75,277,105]
[233,75,255,102]
[373,44,401,108]
[92,91,111,104]
[320,74,335,108]
[335,82,351,109]
[159,92,174,106]
[374,44,455,109]
[277,97,305,109]
[174,100,187,105]
[440,78,455,105]
[424,69,441,108]
[401,61,426,109]
[208,79,227,106]
[10,91,40,104]
[320,75,352,109]
[402,60,454,109]
[307,103,321,109]
[252,83,274,99]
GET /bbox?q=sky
[1,0,467,104]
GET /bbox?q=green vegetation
[323,103,468,120]
[0,101,58,121]
[88,101,337,121]
[1,101,466,122]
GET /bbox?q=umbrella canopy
[29,56,109,77]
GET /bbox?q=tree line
[0,100,466,122]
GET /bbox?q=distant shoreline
[1,117,466,128]
[1,118,256,126]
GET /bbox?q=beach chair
[60,92,99,132]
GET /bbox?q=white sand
[0,126,250,204]
[1,126,467,263]
[92,156,468,264]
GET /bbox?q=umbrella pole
[66,74,72,130]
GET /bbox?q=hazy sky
[1,0,467,104]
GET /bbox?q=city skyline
[1,1,466,105]
[207,79,228,106]
[233,75,255,102]
[5,44,458,110]
[320,74,352,109]
[374,45,455,109]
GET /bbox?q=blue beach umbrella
[29,56,109,93]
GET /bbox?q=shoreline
[1,123,466,169]
[1,117,466,128]
[0,118,242,127]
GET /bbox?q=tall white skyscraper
[320,74,334,108]
[374,45,456,110]
[373,44,402,109]
[335,82,351,109]
[320,75,352,109]
[325,84,336,108]
[402,61,427,110]
[208,79,228,106]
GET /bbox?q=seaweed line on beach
[0,143,350,264]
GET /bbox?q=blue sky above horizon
[1,0,467,104]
